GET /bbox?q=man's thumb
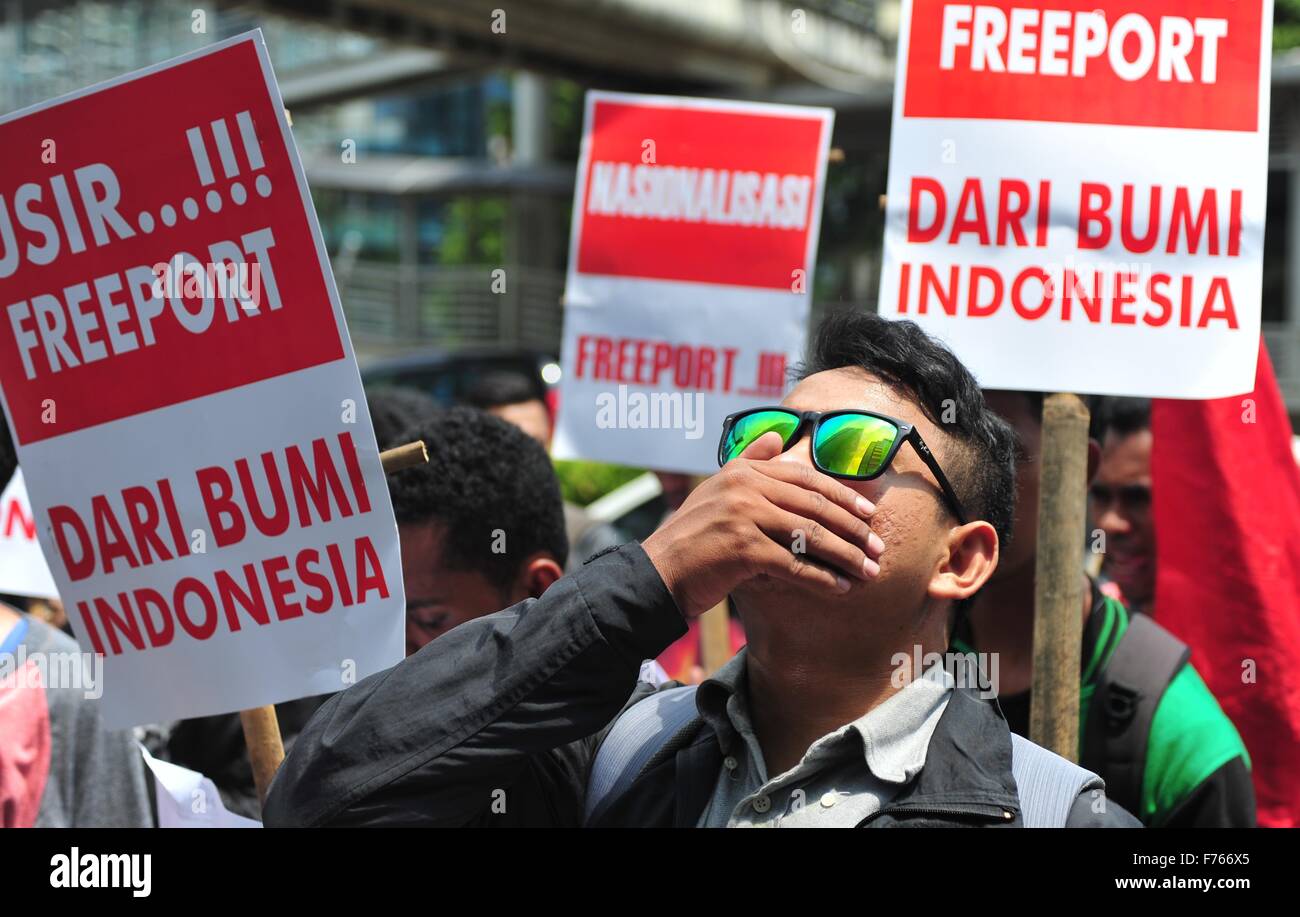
[737,430,785,461]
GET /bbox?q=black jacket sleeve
[1159,757,1256,828]
[262,543,686,827]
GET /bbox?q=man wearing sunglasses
[265,312,1136,828]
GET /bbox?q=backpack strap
[1010,733,1105,827]
[584,685,700,825]
[1081,613,1190,812]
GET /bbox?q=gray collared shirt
[694,649,954,827]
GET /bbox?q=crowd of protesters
[3,309,1294,827]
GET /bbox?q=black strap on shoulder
[585,685,702,826]
[1081,612,1190,813]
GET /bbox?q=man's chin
[1104,556,1155,605]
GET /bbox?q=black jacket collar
[612,682,1022,828]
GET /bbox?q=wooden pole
[698,600,732,676]
[381,440,428,473]
[240,439,429,809]
[1028,394,1090,761]
[239,706,285,810]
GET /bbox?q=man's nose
[1096,504,1132,537]
[775,431,814,467]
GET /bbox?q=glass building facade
[1,0,1296,415]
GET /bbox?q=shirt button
[820,792,838,808]
[723,756,738,771]
[752,795,772,813]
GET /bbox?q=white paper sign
[140,745,261,828]
[0,470,58,599]
[553,92,834,472]
[879,0,1274,398]
[0,32,405,727]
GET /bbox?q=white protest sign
[0,31,405,727]
[139,745,261,828]
[0,469,58,599]
[553,92,834,473]
[879,0,1274,398]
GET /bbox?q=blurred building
[1,0,1297,420]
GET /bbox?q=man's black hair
[981,389,1043,462]
[387,406,568,586]
[796,310,1018,556]
[463,372,544,411]
[367,386,440,450]
[1090,396,1150,443]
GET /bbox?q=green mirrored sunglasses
[717,406,969,524]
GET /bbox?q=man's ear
[518,553,563,599]
[1086,437,1102,485]
[928,521,999,603]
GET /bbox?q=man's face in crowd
[399,520,563,655]
[488,399,552,448]
[399,522,510,655]
[730,367,992,643]
[1092,427,1155,607]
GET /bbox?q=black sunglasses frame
[718,406,969,525]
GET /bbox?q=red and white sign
[0,32,405,727]
[0,470,58,599]
[879,0,1273,398]
[553,92,834,472]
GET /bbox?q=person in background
[463,371,553,447]
[0,420,152,827]
[367,385,440,450]
[388,407,568,654]
[1088,397,1156,612]
[963,391,1254,827]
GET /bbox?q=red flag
[1152,339,1300,827]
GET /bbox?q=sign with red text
[0,470,58,599]
[0,32,405,727]
[879,1,1273,398]
[553,92,833,472]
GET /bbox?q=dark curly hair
[795,310,1018,555]
[387,406,568,585]
[367,386,440,450]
